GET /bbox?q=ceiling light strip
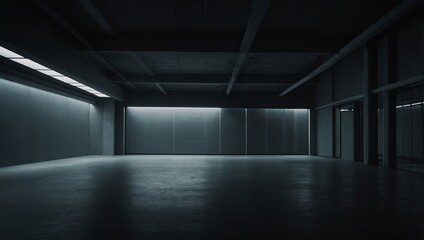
[0,46,109,98]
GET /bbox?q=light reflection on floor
[0,155,423,240]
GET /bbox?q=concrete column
[309,109,317,155]
[383,92,396,168]
[382,34,397,168]
[363,43,378,165]
[353,100,362,162]
[334,106,341,158]
[102,98,115,155]
[114,101,125,155]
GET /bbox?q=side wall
[0,78,107,167]
[314,8,424,162]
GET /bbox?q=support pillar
[383,91,396,168]
[309,109,317,155]
[114,101,125,155]
[353,100,362,161]
[363,43,378,165]
[383,34,397,168]
[102,98,115,155]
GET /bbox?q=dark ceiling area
[0,0,404,98]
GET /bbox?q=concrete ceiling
[0,0,404,98]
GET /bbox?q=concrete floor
[0,155,423,240]
[397,162,424,175]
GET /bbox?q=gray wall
[89,102,104,155]
[396,86,424,163]
[102,99,115,155]
[313,8,424,162]
[392,10,424,165]
[221,109,246,154]
[341,110,354,161]
[396,11,424,82]
[317,108,333,157]
[334,49,364,100]
[315,70,333,107]
[126,108,309,155]
[114,101,125,155]
[0,78,108,167]
[314,43,364,159]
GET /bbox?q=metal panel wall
[396,12,424,81]
[334,49,364,101]
[174,109,207,154]
[315,70,333,107]
[125,108,147,153]
[266,109,284,154]
[247,109,267,154]
[205,110,220,154]
[0,78,101,167]
[317,108,333,157]
[126,108,222,154]
[341,111,355,160]
[220,109,246,154]
[396,86,424,164]
[284,109,296,154]
[126,108,309,155]
[294,109,309,154]
[145,109,174,153]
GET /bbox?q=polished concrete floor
[1,155,424,240]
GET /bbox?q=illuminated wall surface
[0,78,104,166]
[126,108,309,154]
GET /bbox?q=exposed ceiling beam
[278,0,424,97]
[92,35,343,53]
[130,52,159,93]
[123,74,308,84]
[226,0,271,95]
[33,0,91,47]
[0,0,122,100]
[125,91,315,109]
[77,0,116,35]
[32,0,138,92]
[154,83,168,95]
[130,53,154,76]
[74,1,158,91]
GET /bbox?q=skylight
[0,46,109,98]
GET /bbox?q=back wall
[125,108,309,155]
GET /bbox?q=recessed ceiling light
[95,93,109,98]
[70,83,85,87]
[36,69,63,77]
[10,58,49,70]
[0,46,23,58]
[78,86,96,91]
[53,76,79,84]
[2,45,110,98]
